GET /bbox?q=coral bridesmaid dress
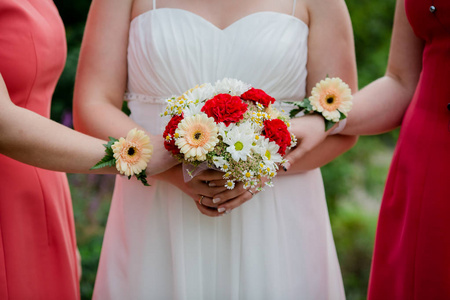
[368,0,450,299]
[0,1,79,299]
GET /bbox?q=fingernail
[213,198,221,204]
[218,207,226,213]
[209,182,216,187]
[282,161,291,172]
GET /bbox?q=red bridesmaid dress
[0,1,79,299]
[368,0,450,299]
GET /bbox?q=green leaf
[134,169,150,186]
[90,136,119,170]
[289,108,303,118]
[325,120,336,131]
[286,98,315,118]
[301,98,314,112]
[338,111,347,121]
[90,159,116,170]
[103,137,119,156]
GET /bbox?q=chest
[406,0,450,40]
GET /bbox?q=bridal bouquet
[161,78,297,190]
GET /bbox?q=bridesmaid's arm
[0,73,113,174]
[340,0,424,135]
[281,0,358,174]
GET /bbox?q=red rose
[201,94,248,126]
[262,119,291,156]
[240,88,276,107]
[163,115,183,155]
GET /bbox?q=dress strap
[153,0,156,10]
[292,0,297,16]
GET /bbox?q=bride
[74,0,357,298]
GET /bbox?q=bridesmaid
[0,1,181,298]
[286,0,450,298]
[0,1,84,298]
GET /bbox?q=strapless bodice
[126,8,309,134]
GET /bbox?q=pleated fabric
[94,8,345,300]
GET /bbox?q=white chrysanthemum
[212,156,227,169]
[265,181,274,187]
[214,78,251,96]
[225,180,235,190]
[223,124,255,161]
[183,102,203,118]
[218,122,236,138]
[175,113,219,161]
[309,77,353,122]
[242,170,255,181]
[258,137,283,169]
[290,134,298,148]
[182,83,215,103]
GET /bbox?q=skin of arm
[73,0,180,177]
[0,73,114,174]
[340,0,423,135]
[280,0,358,174]
[284,0,424,166]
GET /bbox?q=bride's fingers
[211,182,247,206]
[194,201,224,217]
[216,189,256,213]
[195,169,227,181]
[205,179,228,187]
[188,180,227,198]
[197,195,217,209]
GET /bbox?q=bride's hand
[145,135,180,176]
[152,166,247,217]
[283,114,329,170]
[207,176,269,214]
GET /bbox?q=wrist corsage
[91,128,153,186]
[289,77,353,131]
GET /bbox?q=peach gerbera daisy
[309,77,352,122]
[112,128,153,177]
[175,113,219,161]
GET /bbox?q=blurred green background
[52,0,398,299]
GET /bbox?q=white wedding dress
[93,1,345,299]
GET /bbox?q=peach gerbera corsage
[288,77,352,131]
[175,113,219,161]
[91,128,153,186]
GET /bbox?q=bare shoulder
[131,0,152,20]
[292,0,310,26]
[301,0,350,22]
